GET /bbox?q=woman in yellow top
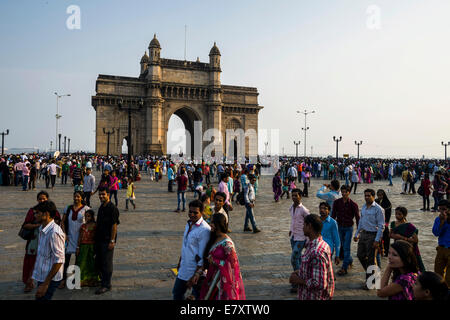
[155,161,160,182]
[125,176,136,210]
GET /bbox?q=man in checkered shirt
[289,214,335,300]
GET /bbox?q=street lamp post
[54,92,71,153]
[103,128,115,158]
[64,136,67,154]
[293,141,301,158]
[58,134,62,152]
[333,136,342,160]
[264,142,269,156]
[68,138,71,154]
[442,141,450,161]
[50,141,53,152]
[1,129,9,155]
[355,140,363,159]
[297,109,315,157]
[118,98,144,177]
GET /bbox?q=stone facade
[92,34,263,157]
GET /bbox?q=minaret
[208,42,223,156]
[147,34,161,82]
[140,51,149,75]
[145,34,164,155]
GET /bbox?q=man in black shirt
[95,187,120,294]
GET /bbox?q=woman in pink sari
[200,213,245,300]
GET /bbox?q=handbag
[417,185,424,196]
[18,225,35,241]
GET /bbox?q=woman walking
[389,207,425,272]
[272,170,282,202]
[432,172,447,212]
[375,189,392,258]
[199,213,245,300]
[377,240,419,300]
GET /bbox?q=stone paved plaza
[0,171,441,300]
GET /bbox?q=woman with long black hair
[375,189,392,259]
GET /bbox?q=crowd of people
[2,152,449,300]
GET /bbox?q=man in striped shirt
[32,201,65,300]
[289,214,335,300]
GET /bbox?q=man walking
[48,160,59,190]
[289,214,335,300]
[83,167,95,207]
[175,168,188,213]
[432,199,450,287]
[168,164,175,192]
[288,188,310,293]
[95,188,120,294]
[32,201,65,300]
[173,200,211,300]
[332,185,360,276]
[318,202,340,266]
[243,174,261,234]
[354,189,385,289]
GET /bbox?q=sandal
[337,269,348,276]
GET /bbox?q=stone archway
[166,105,203,158]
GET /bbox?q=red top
[421,179,431,196]
[79,223,96,244]
[176,175,188,191]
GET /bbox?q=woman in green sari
[390,206,425,272]
[75,209,100,286]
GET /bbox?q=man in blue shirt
[167,164,175,192]
[354,189,384,289]
[432,199,450,287]
[316,179,341,215]
[319,202,340,265]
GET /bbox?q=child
[289,179,297,193]
[75,209,99,287]
[205,183,216,203]
[281,177,290,199]
[200,194,213,223]
[126,177,136,210]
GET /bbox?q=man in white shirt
[48,160,60,190]
[173,200,211,300]
[32,201,65,300]
[83,167,96,207]
[287,164,298,183]
[243,174,261,233]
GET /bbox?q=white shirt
[64,205,89,254]
[32,220,65,282]
[48,163,59,175]
[86,161,92,168]
[178,217,211,281]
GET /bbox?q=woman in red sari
[199,213,245,300]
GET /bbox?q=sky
[0,0,449,158]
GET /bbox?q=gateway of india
[92,34,263,157]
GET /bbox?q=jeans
[350,182,358,194]
[84,192,92,207]
[388,174,393,185]
[36,280,61,300]
[345,173,349,186]
[50,174,56,188]
[110,190,118,206]
[22,175,29,191]
[338,226,354,271]
[15,171,22,186]
[290,238,305,271]
[126,199,135,209]
[177,191,186,210]
[172,277,200,300]
[61,171,68,184]
[433,194,443,211]
[244,203,257,230]
[168,179,173,192]
[357,231,377,272]
[422,195,430,210]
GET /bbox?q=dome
[209,42,221,56]
[149,34,161,48]
[140,51,149,63]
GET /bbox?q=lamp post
[64,136,67,154]
[103,128,115,157]
[355,140,363,159]
[50,141,53,152]
[58,134,62,152]
[1,129,9,155]
[54,92,71,152]
[442,141,449,161]
[293,141,301,158]
[333,136,342,160]
[297,109,315,157]
[264,141,269,156]
[118,98,144,177]
[68,138,71,154]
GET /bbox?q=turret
[147,34,162,82]
[140,51,149,75]
[209,42,221,87]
